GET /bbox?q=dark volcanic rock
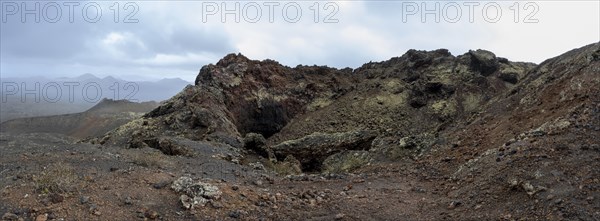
[134,137,192,156]
[498,72,519,84]
[268,48,534,146]
[467,49,499,76]
[100,48,534,169]
[102,53,355,150]
[271,130,377,171]
[243,133,275,160]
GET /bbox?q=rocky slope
[1,43,598,221]
[99,48,535,171]
[423,42,600,220]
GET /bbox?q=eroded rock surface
[171,177,222,209]
[100,49,535,172]
[271,130,377,171]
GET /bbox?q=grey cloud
[1,22,92,59]
[1,1,597,80]
[1,0,236,77]
[147,26,235,55]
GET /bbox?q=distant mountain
[74,73,100,81]
[158,78,190,84]
[0,75,191,122]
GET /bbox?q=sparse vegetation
[270,163,302,176]
[322,151,371,173]
[35,162,79,194]
[267,156,303,175]
[131,151,170,168]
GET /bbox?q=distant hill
[0,75,190,122]
[0,98,159,138]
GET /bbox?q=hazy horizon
[0,72,192,83]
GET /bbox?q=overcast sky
[1,1,598,82]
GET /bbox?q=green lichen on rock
[322,151,372,173]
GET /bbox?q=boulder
[243,133,275,161]
[271,130,377,171]
[171,176,222,209]
[469,49,499,76]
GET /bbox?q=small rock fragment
[180,195,208,209]
[2,213,18,221]
[171,177,194,193]
[144,210,159,220]
[554,199,563,205]
[448,201,462,209]
[249,162,266,171]
[80,196,90,204]
[210,201,224,209]
[49,193,64,204]
[35,214,47,221]
[334,213,346,220]
[522,182,536,195]
[89,204,101,215]
[228,210,241,219]
[153,181,170,189]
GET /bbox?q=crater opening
[237,99,289,138]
